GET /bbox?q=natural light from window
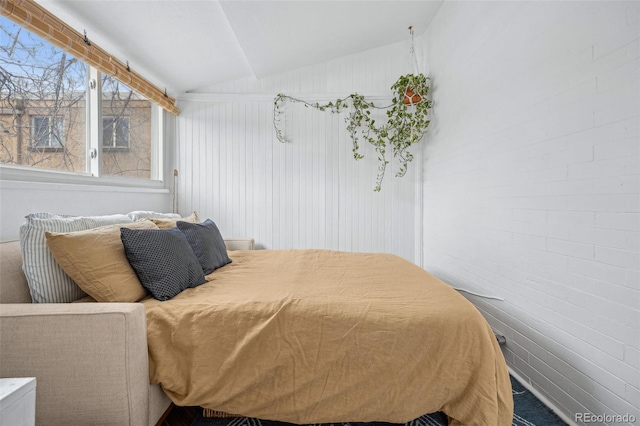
[101,75,152,179]
[0,16,162,183]
[0,17,87,173]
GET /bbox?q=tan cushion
[150,212,199,229]
[45,220,158,303]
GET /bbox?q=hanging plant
[273,73,432,191]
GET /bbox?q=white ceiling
[37,0,443,96]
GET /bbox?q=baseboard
[509,367,578,426]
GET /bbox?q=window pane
[101,75,151,178]
[0,17,86,172]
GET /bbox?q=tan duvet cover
[142,250,513,426]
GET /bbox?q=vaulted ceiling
[36,0,443,95]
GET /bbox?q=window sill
[0,164,167,191]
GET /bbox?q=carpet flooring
[162,375,567,426]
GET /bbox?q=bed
[142,249,513,426]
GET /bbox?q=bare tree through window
[101,74,152,178]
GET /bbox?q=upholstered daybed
[0,211,253,425]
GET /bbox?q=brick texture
[423,2,639,424]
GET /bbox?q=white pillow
[127,211,181,221]
[20,213,133,303]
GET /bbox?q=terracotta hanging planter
[403,87,422,105]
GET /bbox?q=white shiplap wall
[423,1,639,424]
[176,39,422,261]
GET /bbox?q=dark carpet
[510,375,567,426]
[184,375,566,426]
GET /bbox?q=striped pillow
[20,213,133,303]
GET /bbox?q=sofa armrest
[224,238,255,251]
[0,303,150,426]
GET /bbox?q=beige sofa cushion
[0,303,154,426]
[45,220,158,303]
[150,211,199,229]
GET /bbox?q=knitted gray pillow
[120,227,206,301]
[176,219,231,275]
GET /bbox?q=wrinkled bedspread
[142,250,513,425]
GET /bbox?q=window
[31,116,65,150]
[1,17,86,173]
[101,75,152,178]
[0,15,163,183]
[103,116,130,150]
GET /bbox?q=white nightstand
[0,378,36,426]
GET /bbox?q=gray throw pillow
[176,219,231,275]
[120,227,206,301]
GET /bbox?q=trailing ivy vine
[274,73,432,191]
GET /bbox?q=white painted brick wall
[423,1,639,424]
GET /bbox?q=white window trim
[151,104,163,183]
[0,163,166,189]
[87,66,101,176]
